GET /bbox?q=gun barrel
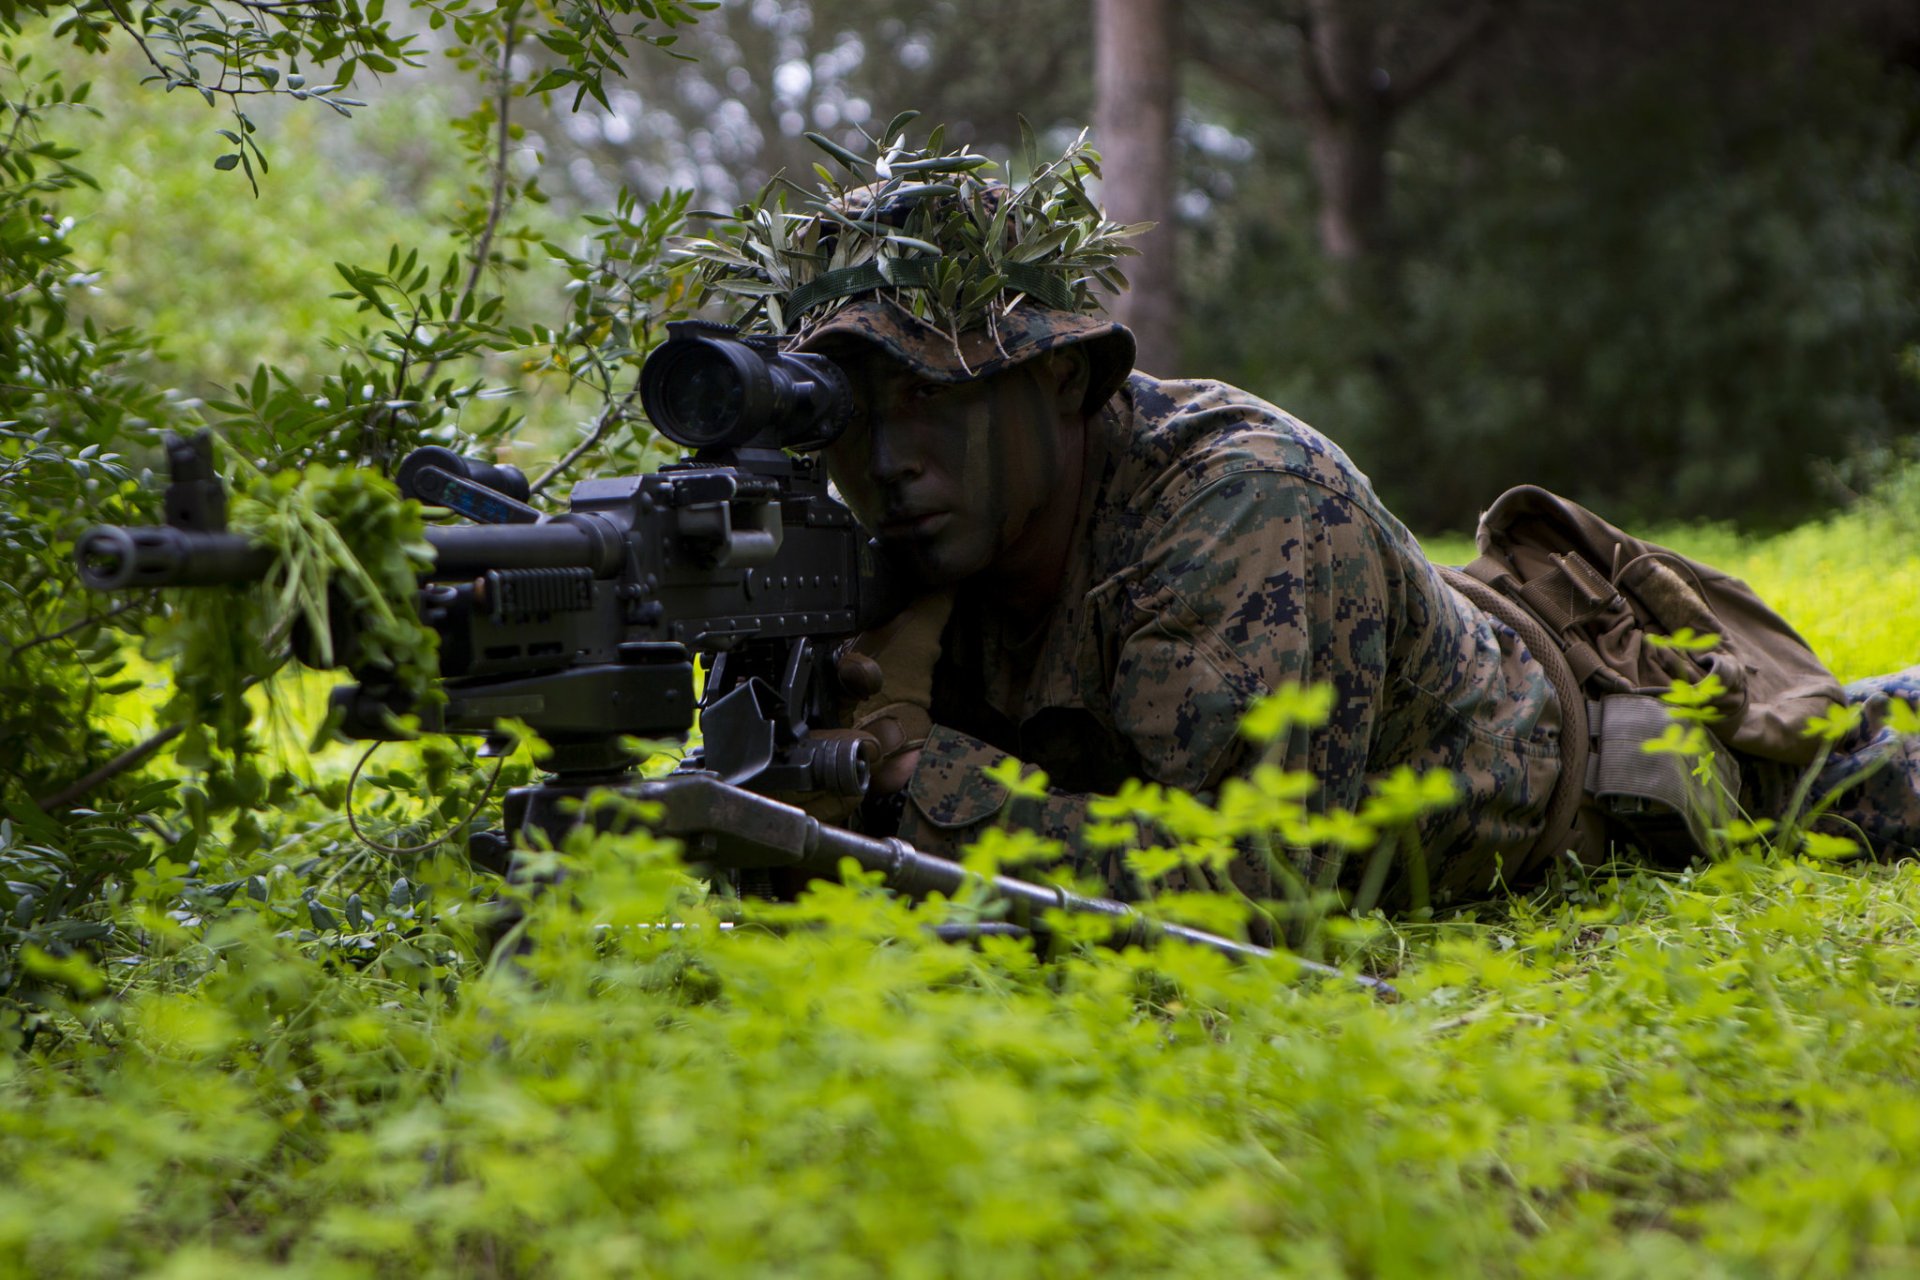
[423,515,623,579]
[75,525,275,591]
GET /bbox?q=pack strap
[1466,552,1631,694]
[1439,565,1591,877]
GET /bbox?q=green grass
[6,502,1920,1278]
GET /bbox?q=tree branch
[7,597,145,661]
[1187,8,1305,110]
[34,723,184,812]
[415,6,518,406]
[1385,0,1515,111]
[458,10,519,325]
[529,376,644,498]
[34,672,270,811]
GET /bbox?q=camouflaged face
[793,298,1135,419]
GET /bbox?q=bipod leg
[635,776,1397,998]
[472,767,658,964]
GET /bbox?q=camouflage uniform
[894,371,1566,903]
[1764,671,1920,855]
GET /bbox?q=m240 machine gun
[74,322,1351,976]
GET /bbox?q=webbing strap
[1461,555,1514,593]
[1516,552,1618,635]
[1562,639,1616,689]
[786,259,1076,318]
[1439,566,1591,876]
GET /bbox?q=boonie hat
[795,299,1135,419]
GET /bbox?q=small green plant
[147,457,440,769]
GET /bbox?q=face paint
[822,353,1074,591]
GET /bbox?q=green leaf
[803,131,867,174]
[883,234,943,256]
[880,109,921,145]
[890,155,994,176]
[306,896,338,932]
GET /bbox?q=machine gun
[79,321,883,824]
[74,323,1376,981]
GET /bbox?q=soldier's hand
[835,590,953,796]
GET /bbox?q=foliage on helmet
[676,112,1148,345]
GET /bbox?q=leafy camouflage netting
[676,112,1149,347]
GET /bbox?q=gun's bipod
[474,771,1396,997]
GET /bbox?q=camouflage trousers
[1752,667,1920,855]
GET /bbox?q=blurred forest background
[21,0,1920,531]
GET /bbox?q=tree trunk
[1295,0,1513,288]
[1302,0,1394,268]
[1094,0,1180,376]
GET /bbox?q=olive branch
[675,112,1149,346]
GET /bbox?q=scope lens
[652,344,749,446]
[641,325,851,451]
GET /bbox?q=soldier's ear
[1046,348,1091,416]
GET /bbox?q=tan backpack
[1438,485,1844,868]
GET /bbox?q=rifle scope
[639,320,851,452]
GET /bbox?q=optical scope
[638,320,852,452]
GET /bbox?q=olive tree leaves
[678,113,1151,340]
[9,0,714,186]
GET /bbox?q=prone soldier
[684,122,1920,914]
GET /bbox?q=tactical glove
[834,589,954,795]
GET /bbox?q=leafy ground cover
[4,499,1919,1277]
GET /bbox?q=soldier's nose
[866,423,923,483]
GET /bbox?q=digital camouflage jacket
[899,373,1566,904]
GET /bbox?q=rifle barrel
[75,525,274,591]
[635,775,1396,992]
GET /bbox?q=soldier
[682,124,1920,915]
[799,282,1566,909]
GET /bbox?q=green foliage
[147,458,439,765]
[13,768,1920,1274]
[0,37,196,1021]
[0,0,700,1036]
[681,114,1146,339]
[1192,32,1920,531]
[40,43,467,388]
